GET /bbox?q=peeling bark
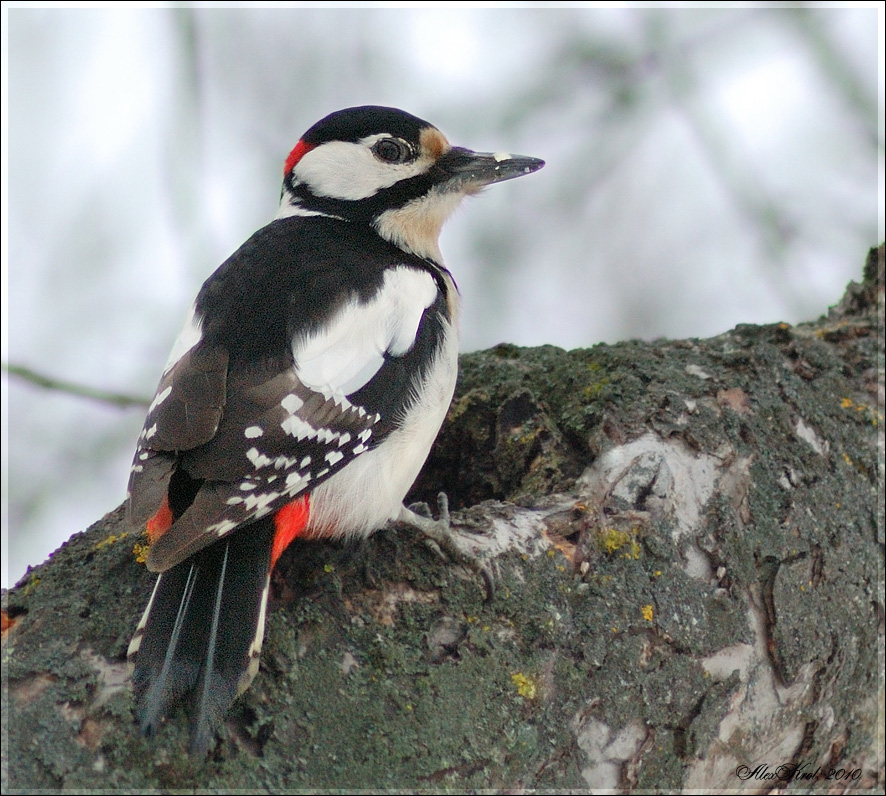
[3,245,883,793]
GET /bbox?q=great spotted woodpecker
[126,105,544,754]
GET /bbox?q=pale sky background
[3,3,884,588]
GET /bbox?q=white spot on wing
[242,491,280,514]
[245,426,264,438]
[149,386,172,412]
[274,455,299,470]
[281,414,317,439]
[281,394,304,414]
[493,152,512,162]
[315,428,340,445]
[286,471,308,491]
[246,447,274,469]
[208,519,238,537]
[325,450,344,466]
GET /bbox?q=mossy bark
[3,245,883,793]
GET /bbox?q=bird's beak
[439,147,545,191]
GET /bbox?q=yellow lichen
[601,528,630,554]
[599,528,641,559]
[511,672,538,700]
[840,397,882,426]
[641,604,654,622]
[133,543,149,564]
[94,532,128,550]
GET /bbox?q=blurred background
[3,4,883,588]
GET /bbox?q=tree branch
[2,362,151,409]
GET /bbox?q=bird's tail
[128,519,276,756]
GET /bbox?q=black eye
[372,138,411,164]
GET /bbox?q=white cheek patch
[163,301,204,374]
[292,137,434,201]
[293,266,438,397]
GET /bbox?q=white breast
[305,296,460,538]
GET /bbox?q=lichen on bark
[3,245,883,793]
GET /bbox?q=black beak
[440,147,545,189]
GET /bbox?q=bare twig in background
[2,362,151,409]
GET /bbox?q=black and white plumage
[125,105,544,754]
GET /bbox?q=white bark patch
[794,416,829,456]
[575,433,752,581]
[577,433,721,539]
[571,716,647,792]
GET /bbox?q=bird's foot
[396,492,494,601]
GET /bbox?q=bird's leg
[395,493,494,601]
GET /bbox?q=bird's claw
[397,492,493,602]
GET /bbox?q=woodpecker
[126,105,544,755]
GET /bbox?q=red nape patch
[146,497,173,543]
[284,140,316,176]
[271,495,310,568]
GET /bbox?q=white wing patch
[293,266,438,397]
[162,301,204,374]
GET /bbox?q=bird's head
[279,105,544,263]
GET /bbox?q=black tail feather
[130,519,276,755]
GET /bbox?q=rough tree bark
[2,245,883,794]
